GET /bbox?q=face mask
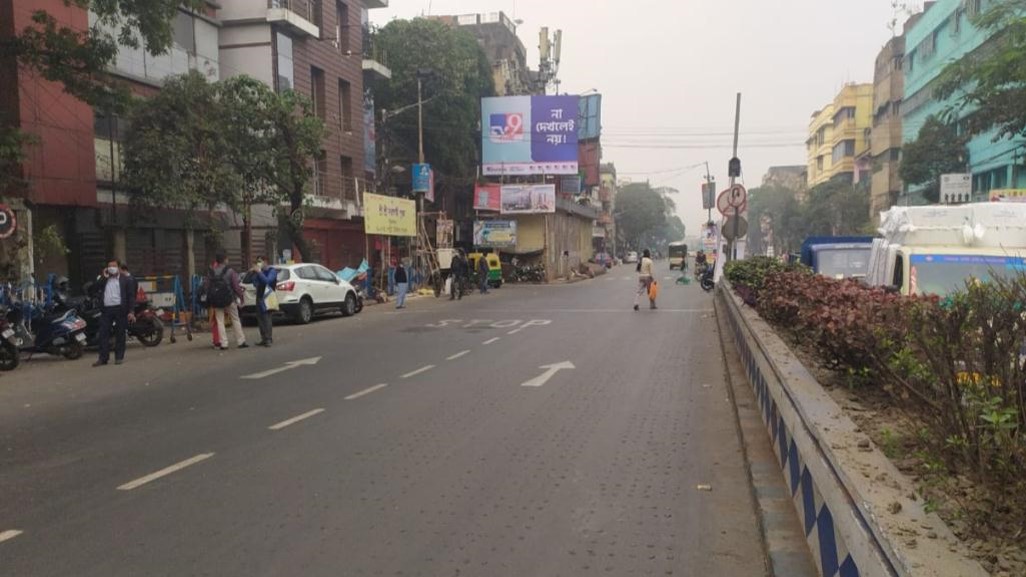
[107,267,119,276]
[257,261,264,268]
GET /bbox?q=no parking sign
[0,205,16,239]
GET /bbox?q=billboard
[436,219,454,248]
[363,90,376,175]
[500,184,556,214]
[578,94,602,140]
[364,193,417,237]
[474,220,518,247]
[482,95,579,176]
[474,183,501,211]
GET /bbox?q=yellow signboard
[364,193,417,237]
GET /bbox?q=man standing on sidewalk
[93,259,136,367]
[395,259,409,309]
[477,254,490,294]
[204,252,248,350]
[449,251,464,301]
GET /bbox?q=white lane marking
[345,384,388,400]
[401,365,435,379]
[117,453,215,491]
[622,276,632,280]
[483,337,500,345]
[521,361,576,387]
[478,309,713,314]
[506,319,552,335]
[268,408,325,430]
[0,530,23,544]
[241,357,322,380]
[447,350,470,361]
[664,276,674,280]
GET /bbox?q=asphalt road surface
[0,265,768,576]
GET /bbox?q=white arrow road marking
[269,408,325,430]
[521,361,576,387]
[0,530,23,544]
[345,384,388,400]
[401,365,435,379]
[117,453,215,491]
[241,357,322,380]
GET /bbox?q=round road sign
[717,190,747,217]
[0,205,16,239]
[727,184,747,208]
[722,215,749,241]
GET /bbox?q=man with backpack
[203,252,247,350]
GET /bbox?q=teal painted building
[902,0,1026,202]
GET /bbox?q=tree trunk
[241,200,252,267]
[287,187,311,262]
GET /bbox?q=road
[0,265,768,576]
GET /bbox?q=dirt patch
[786,342,1026,577]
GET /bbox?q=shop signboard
[364,193,417,237]
[436,219,454,248]
[474,183,502,211]
[481,95,579,176]
[500,184,556,214]
[474,220,518,247]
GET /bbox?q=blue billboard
[481,95,580,176]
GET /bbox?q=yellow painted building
[805,83,873,189]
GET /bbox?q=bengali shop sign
[500,184,556,214]
[474,183,502,211]
[474,220,517,247]
[364,193,417,237]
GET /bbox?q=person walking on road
[477,254,490,294]
[93,259,136,367]
[634,249,657,311]
[395,259,409,309]
[251,256,278,347]
[204,252,247,350]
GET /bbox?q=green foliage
[373,19,495,178]
[898,116,967,203]
[724,256,805,296]
[936,1,1026,141]
[748,180,871,256]
[0,127,36,196]
[123,72,324,257]
[748,269,1026,484]
[615,182,672,249]
[747,185,803,256]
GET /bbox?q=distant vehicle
[799,236,873,279]
[668,242,688,270]
[867,203,1026,296]
[241,263,361,324]
[624,251,639,264]
[592,252,613,268]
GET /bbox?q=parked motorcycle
[699,264,715,292]
[68,281,164,348]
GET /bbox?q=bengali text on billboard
[500,184,556,215]
[474,220,518,247]
[482,95,579,176]
[364,193,417,237]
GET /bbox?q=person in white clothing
[634,249,657,311]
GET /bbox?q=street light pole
[729,92,741,262]
[417,75,425,165]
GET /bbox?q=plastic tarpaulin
[337,259,370,283]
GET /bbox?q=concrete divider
[717,282,987,577]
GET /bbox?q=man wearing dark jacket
[449,252,464,300]
[93,259,136,366]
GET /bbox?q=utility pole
[704,161,713,225]
[417,76,425,165]
[729,92,742,262]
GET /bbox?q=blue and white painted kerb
[722,291,894,577]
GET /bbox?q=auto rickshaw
[467,252,503,288]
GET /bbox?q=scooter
[699,265,716,292]
[6,298,88,360]
[0,307,21,371]
[65,284,164,348]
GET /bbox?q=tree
[899,116,966,203]
[802,179,871,237]
[615,182,671,249]
[372,19,494,179]
[935,2,1026,141]
[747,185,803,256]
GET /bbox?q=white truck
[866,203,1026,296]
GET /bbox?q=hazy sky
[371,0,901,237]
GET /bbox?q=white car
[624,251,639,264]
[241,263,360,324]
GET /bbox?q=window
[311,0,323,28]
[817,156,825,171]
[890,148,901,161]
[964,0,981,18]
[951,9,962,36]
[336,1,350,52]
[832,139,856,163]
[276,33,295,92]
[311,66,326,120]
[339,79,353,132]
[312,150,327,195]
[296,266,318,280]
[905,50,915,73]
[172,12,195,53]
[340,156,354,200]
[314,266,338,282]
[919,32,936,60]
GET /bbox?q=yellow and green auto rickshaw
[668,242,688,270]
[468,252,503,288]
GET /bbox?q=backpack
[206,267,235,308]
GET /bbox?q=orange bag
[648,280,659,300]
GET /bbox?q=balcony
[267,0,320,38]
[362,31,391,80]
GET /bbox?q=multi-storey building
[865,33,907,218]
[430,12,532,97]
[902,0,1025,203]
[597,163,617,255]
[219,0,389,270]
[805,83,873,190]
